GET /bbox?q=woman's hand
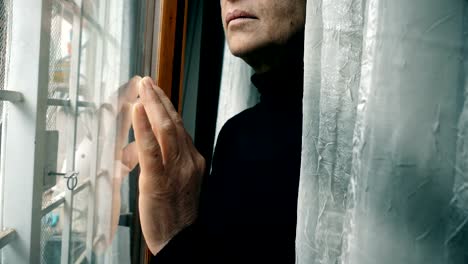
[133,77,206,255]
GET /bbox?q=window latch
[48,171,79,191]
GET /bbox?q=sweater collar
[251,61,304,108]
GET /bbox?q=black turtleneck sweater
[152,66,303,264]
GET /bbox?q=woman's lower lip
[228,17,256,27]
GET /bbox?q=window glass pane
[66,16,98,263]
[41,0,143,262]
[1,0,149,261]
[90,1,136,260]
[41,1,75,262]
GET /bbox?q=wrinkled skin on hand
[132,77,206,254]
[94,76,204,255]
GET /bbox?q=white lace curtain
[297,0,468,263]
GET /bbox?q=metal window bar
[74,232,105,264]
[73,249,86,264]
[53,84,87,94]
[73,178,90,194]
[60,0,84,262]
[82,12,118,48]
[62,0,118,48]
[0,90,23,103]
[0,229,16,250]
[72,232,103,264]
[41,178,90,217]
[47,98,96,109]
[41,192,66,217]
[2,0,52,262]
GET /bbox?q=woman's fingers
[142,77,192,155]
[139,78,179,164]
[142,78,181,125]
[132,102,164,178]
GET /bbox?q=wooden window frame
[140,0,189,262]
[142,0,188,113]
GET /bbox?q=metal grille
[47,0,71,131]
[0,0,9,120]
[40,205,63,264]
[40,186,90,264]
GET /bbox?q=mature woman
[132,0,307,262]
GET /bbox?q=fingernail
[134,102,144,115]
[138,80,146,97]
[139,80,151,98]
[142,77,154,88]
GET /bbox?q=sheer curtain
[297,0,468,264]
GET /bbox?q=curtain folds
[297,0,364,263]
[297,0,468,263]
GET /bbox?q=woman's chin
[228,43,255,58]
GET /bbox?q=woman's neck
[244,30,305,74]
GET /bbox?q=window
[0,0,193,262]
[0,0,150,263]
